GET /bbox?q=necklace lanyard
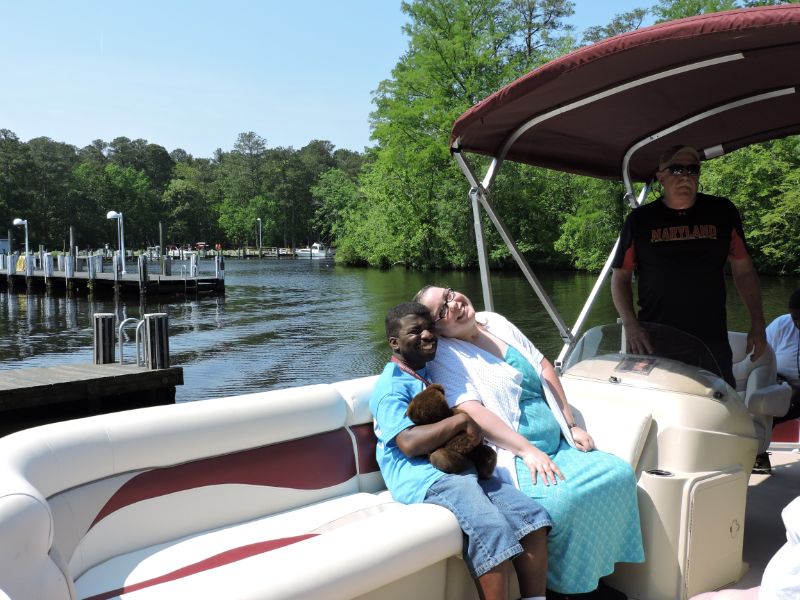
[391,356,431,387]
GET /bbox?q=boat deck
[729,449,799,591]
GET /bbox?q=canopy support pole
[554,181,651,369]
[469,187,495,313]
[454,150,573,345]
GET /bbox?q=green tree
[218,194,275,247]
[649,0,790,23]
[72,161,158,249]
[554,178,627,270]
[699,139,800,273]
[354,0,576,269]
[333,148,366,179]
[582,8,648,44]
[651,0,739,21]
[161,160,223,247]
[26,137,79,250]
[310,168,361,254]
[0,130,34,234]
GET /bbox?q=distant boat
[295,242,333,259]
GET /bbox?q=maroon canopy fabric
[451,5,800,181]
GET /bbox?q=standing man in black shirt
[610,145,767,387]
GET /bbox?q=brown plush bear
[406,383,497,479]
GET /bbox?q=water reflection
[0,260,797,403]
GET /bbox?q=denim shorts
[424,469,552,578]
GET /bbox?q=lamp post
[256,218,262,257]
[106,210,127,274]
[12,218,28,256]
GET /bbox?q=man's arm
[611,268,653,354]
[729,255,767,360]
[395,412,479,458]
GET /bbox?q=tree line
[2,0,798,274]
[0,131,364,252]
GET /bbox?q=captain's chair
[729,331,792,454]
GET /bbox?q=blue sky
[0,1,653,158]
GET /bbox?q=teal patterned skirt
[507,346,644,593]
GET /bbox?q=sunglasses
[663,163,701,177]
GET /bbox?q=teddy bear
[406,383,497,479]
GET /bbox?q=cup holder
[646,469,674,477]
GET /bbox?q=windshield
[563,322,721,376]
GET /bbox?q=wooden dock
[0,268,224,297]
[0,362,183,436]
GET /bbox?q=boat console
[560,324,788,599]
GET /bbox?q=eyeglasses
[663,163,701,177]
[435,288,455,322]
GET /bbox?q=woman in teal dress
[416,286,644,596]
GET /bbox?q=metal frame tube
[118,317,140,365]
[621,87,796,197]
[456,150,573,344]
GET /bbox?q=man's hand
[455,410,483,442]
[624,320,654,355]
[747,325,768,362]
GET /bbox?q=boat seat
[729,331,791,454]
[73,494,462,600]
[0,377,483,600]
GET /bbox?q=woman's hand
[521,446,564,486]
[570,426,595,452]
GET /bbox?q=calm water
[0,259,798,402]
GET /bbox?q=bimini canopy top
[449,5,800,363]
[451,4,800,183]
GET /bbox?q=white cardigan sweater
[427,311,575,487]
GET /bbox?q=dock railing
[1,251,224,297]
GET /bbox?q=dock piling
[144,313,170,369]
[93,313,116,364]
[65,255,75,293]
[138,255,148,296]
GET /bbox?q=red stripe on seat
[90,429,355,530]
[81,534,318,600]
[773,418,800,443]
[350,423,380,474]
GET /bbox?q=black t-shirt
[611,193,749,343]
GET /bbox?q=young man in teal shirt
[370,302,551,600]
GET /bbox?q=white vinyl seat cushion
[569,399,653,470]
[75,495,460,600]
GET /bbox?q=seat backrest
[332,375,385,493]
[729,331,791,453]
[729,331,761,392]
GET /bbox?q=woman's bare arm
[457,399,564,485]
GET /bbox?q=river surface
[0,258,798,402]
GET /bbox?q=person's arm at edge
[456,399,564,485]
[730,255,767,360]
[395,412,479,458]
